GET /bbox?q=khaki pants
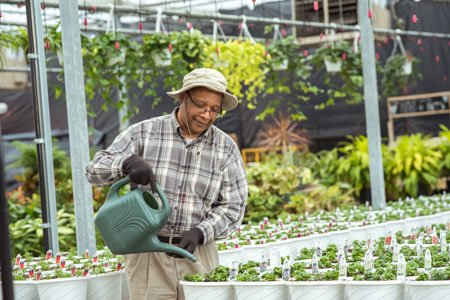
[125,242,219,300]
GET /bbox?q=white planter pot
[180,281,233,300]
[239,244,268,264]
[273,59,289,71]
[9,281,39,300]
[233,281,286,300]
[365,223,387,240]
[122,271,130,300]
[107,50,126,67]
[87,271,123,300]
[152,49,172,67]
[347,227,368,242]
[324,59,342,73]
[323,230,349,247]
[344,280,404,300]
[36,277,88,300]
[218,248,242,268]
[402,61,412,75]
[287,281,344,300]
[404,280,450,300]
[388,220,406,234]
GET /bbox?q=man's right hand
[122,155,157,193]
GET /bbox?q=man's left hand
[179,228,204,254]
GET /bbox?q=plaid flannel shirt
[85,109,248,244]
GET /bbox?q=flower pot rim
[36,276,89,284]
[345,279,403,286]
[90,270,125,278]
[232,281,285,286]
[405,279,450,286]
[179,281,232,286]
[286,280,343,286]
[13,280,36,285]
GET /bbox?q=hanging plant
[0,29,15,66]
[310,40,363,109]
[140,30,210,108]
[261,28,323,121]
[381,53,422,97]
[44,23,62,65]
[82,32,142,119]
[203,39,269,108]
[9,27,30,63]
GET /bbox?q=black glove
[122,155,157,193]
[179,227,204,254]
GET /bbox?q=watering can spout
[148,236,197,262]
[94,176,198,262]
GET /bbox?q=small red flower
[368,9,373,19]
[412,14,418,23]
[168,43,173,52]
[342,52,347,60]
[114,41,120,50]
[313,1,319,11]
[138,22,143,30]
[303,49,309,57]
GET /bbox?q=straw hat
[167,68,238,111]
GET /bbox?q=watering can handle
[109,176,169,208]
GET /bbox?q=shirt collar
[171,107,213,141]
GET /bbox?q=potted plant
[203,39,268,108]
[381,53,422,97]
[180,266,233,300]
[232,266,286,300]
[386,134,442,198]
[405,268,450,300]
[309,40,363,108]
[287,268,344,300]
[82,32,142,120]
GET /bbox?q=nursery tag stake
[311,252,319,274]
[229,260,238,280]
[270,247,281,267]
[338,255,347,280]
[316,240,322,257]
[432,227,438,245]
[45,249,52,260]
[440,231,447,253]
[282,260,291,281]
[397,254,406,280]
[424,249,432,273]
[260,251,267,273]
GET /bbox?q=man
[85,68,248,299]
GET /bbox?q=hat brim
[167,83,238,111]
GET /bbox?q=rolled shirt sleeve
[85,125,138,186]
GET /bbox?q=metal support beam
[3,2,450,39]
[25,0,59,253]
[358,1,386,209]
[58,0,96,255]
[0,103,14,300]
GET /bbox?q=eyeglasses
[186,92,222,117]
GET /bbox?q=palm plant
[257,113,310,154]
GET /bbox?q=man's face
[179,87,222,137]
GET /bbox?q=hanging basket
[402,61,412,75]
[324,59,342,73]
[152,49,172,67]
[273,58,289,71]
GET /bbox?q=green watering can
[94,177,197,262]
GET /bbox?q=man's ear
[179,93,186,105]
